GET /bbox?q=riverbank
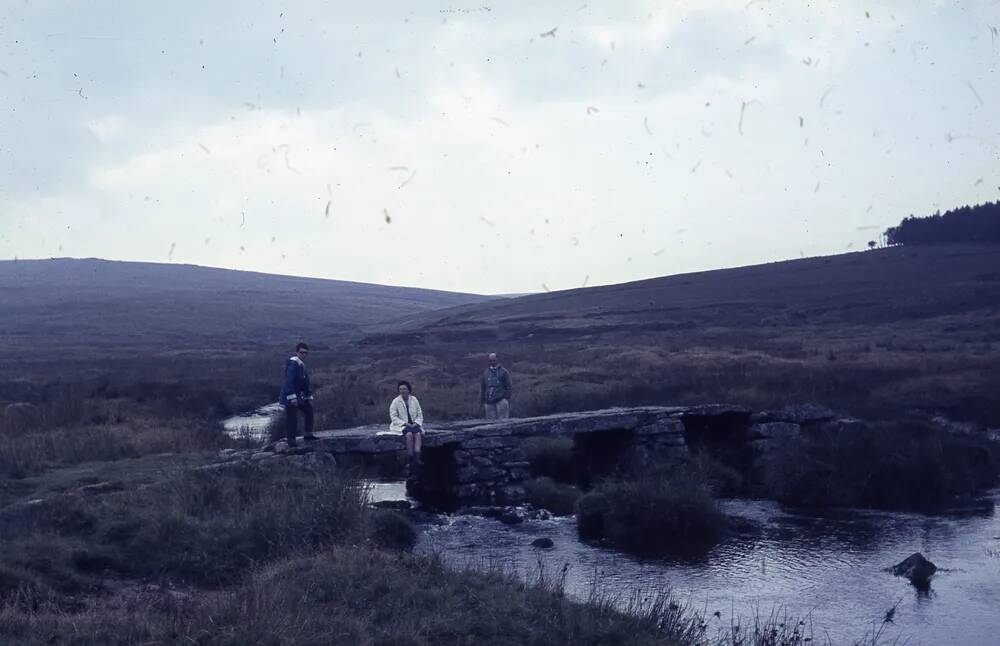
[0,454,846,646]
[0,547,695,646]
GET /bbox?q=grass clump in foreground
[0,548,700,646]
[762,421,1000,510]
[0,464,372,605]
[576,465,727,555]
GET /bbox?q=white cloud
[86,116,127,141]
[2,0,997,292]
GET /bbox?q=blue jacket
[279,356,312,406]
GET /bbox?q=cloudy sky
[1,1,998,294]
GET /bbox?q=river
[371,481,1000,645]
[222,403,282,441]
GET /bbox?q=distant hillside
[344,245,1000,426]
[377,244,1000,341]
[0,259,492,355]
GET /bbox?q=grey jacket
[481,366,512,404]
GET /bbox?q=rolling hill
[375,244,1000,341]
[0,258,493,357]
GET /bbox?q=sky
[1,0,998,294]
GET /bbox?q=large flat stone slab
[305,406,692,454]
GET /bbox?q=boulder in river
[463,506,529,525]
[371,499,412,511]
[498,510,524,525]
[531,537,554,549]
[890,552,937,588]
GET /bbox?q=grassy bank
[761,421,1000,510]
[0,458,694,646]
[0,414,229,479]
[0,548,695,646]
[0,465,371,603]
[0,352,283,478]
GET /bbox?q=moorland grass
[761,421,1000,510]
[0,464,370,605]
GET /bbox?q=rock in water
[531,537,554,549]
[498,510,524,525]
[891,552,937,587]
[371,500,412,511]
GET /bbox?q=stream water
[376,482,1000,645]
[222,403,282,441]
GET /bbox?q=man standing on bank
[481,352,513,419]
[279,342,318,447]
[389,380,424,470]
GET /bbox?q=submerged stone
[371,499,412,511]
[890,552,937,587]
[498,510,524,525]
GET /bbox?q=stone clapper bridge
[216,404,842,506]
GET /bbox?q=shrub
[578,467,726,555]
[762,421,1000,510]
[524,477,582,516]
[367,510,416,551]
[683,452,745,497]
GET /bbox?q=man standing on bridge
[279,342,318,447]
[481,352,513,419]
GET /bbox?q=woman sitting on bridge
[389,381,424,471]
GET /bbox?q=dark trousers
[284,400,314,443]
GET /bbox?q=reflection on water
[399,489,1000,645]
[222,403,282,441]
[367,481,408,504]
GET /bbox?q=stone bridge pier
[408,407,691,504]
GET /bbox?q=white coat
[389,395,424,433]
